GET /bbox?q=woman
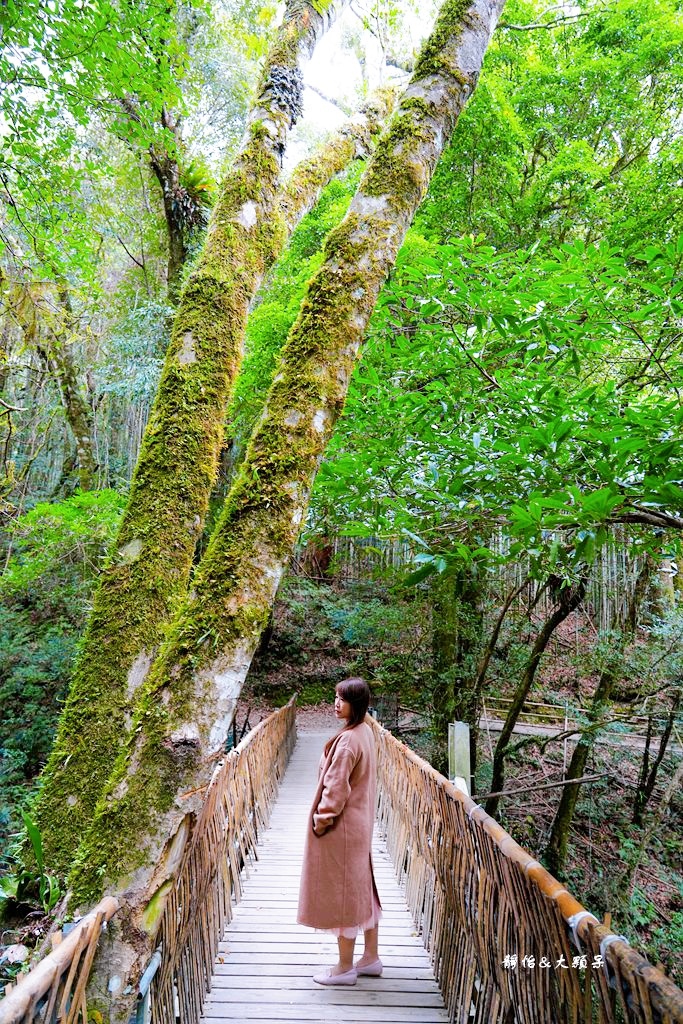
[297,677,383,986]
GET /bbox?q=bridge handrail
[148,696,297,1022]
[0,699,297,1024]
[0,897,119,1024]
[371,718,683,1024]
[483,696,683,734]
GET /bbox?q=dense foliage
[0,0,681,992]
[0,491,123,854]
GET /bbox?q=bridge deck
[200,725,448,1024]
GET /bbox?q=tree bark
[35,328,98,493]
[149,145,188,304]
[197,86,398,520]
[14,282,97,492]
[431,568,484,775]
[544,664,616,878]
[33,0,357,875]
[485,575,587,818]
[68,0,506,1015]
[632,692,680,826]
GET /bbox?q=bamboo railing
[147,696,297,1022]
[371,718,683,1024]
[0,699,296,1024]
[0,897,119,1024]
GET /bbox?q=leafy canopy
[311,233,683,575]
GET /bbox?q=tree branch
[0,397,26,413]
[306,83,353,115]
[498,11,590,32]
[115,235,146,270]
[475,771,612,802]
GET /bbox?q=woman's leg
[335,935,356,973]
[356,925,379,967]
[313,933,358,984]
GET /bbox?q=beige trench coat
[297,721,381,931]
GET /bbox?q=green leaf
[402,564,437,586]
[21,812,44,876]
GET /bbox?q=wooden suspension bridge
[1,698,682,1024]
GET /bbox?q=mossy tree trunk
[15,282,97,492]
[431,569,485,775]
[67,1,506,1016]
[32,0,365,875]
[195,87,397,537]
[34,332,98,492]
[485,575,588,818]
[149,142,188,305]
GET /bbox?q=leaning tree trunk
[632,691,680,826]
[472,578,528,699]
[485,575,587,818]
[616,755,683,908]
[35,330,97,492]
[67,1,506,1016]
[466,577,528,774]
[544,662,618,878]
[32,0,377,875]
[545,554,653,874]
[17,283,97,492]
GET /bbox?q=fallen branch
[474,771,613,802]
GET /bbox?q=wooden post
[448,721,471,795]
[659,556,676,607]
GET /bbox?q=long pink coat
[297,721,381,931]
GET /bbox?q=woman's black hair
[336,677,370,728]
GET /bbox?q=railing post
[133,947,162,1024]
[447,721,470,795]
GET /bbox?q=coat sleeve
[313,741,358,834]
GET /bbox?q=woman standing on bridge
[297,677,383,986]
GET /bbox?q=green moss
[362,109,431,211]
[141,880,173,933]
[34,90,291,878]
[412,0,474,81]
[283,136,356,214]
[358,0,477,212]
[58,0,481,896]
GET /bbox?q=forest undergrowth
[241,573,683,984]
[1,546,681,989]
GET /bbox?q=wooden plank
[209,971,441,990]
[218,939,424,952]
[210,946,432,962]
[204,988,445,1007]
[200,727,448,1024]
[202,1005,448,1023]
